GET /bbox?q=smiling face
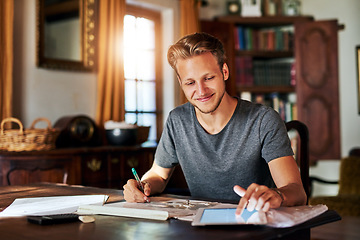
[176,52,229,114]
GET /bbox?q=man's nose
[197,82,207,95]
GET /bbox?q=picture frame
[357,45,360,114]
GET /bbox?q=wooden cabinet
[81,152,109,188]
[0,146,156,188]
[201,16,341,163]
[295,20,341,163]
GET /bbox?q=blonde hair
[167,32,227,75]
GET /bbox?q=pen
[132,168,144,192]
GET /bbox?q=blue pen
[132,168,144,192]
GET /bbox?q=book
[235,56,254,86]
[77,204,169,221]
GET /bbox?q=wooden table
[0,183,341,240]
[311,216,360,240]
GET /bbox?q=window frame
[125,5,163,142]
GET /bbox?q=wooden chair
[165,120,310,203]
[349,147,360,157]
[285,120,310,203]
[5,156,70,185]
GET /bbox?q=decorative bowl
[105,128,138,146]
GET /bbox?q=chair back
[7,168,68,185]
[6,157,69,185]
[338,156,360,196]
[285,120,310,203]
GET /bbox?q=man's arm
[123,162,174,202]
[268,155,307,206]
[234,156,307,215]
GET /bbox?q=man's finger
[233,185,246,197]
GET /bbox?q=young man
[123,32,306,215]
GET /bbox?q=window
[124,6,162,143]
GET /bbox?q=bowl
[105,128,138,146]
[136,126,150,144]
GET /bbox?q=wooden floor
[311,216,360,240]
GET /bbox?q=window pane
[137,81,156,112]
[125,113,137,125]
[136,18,155,50]
[137,113,157,142]
[125,79,136,111]
[136,51,155,81]
[124,15,137,79]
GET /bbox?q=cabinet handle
[111,158,119,164]
[87,158,101,172]
[127,157,139,168]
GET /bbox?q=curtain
[178,0,201,104]
[0,0,13,122]
[180,0,200,37]
[95,0,126,127]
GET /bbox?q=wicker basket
[0,117,60,152]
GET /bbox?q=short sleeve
[260,109,294,162]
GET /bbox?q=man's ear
[222,63,229,81]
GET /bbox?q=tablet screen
[192,208,267,226]
[200,208,254,223]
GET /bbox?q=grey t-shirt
[155,98,294,201]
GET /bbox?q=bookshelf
[201,16,341,164]
[201,16,313,122]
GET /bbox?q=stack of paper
[0,195,108,217]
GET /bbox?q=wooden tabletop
[311,215,360,240]
[0,183,342,240]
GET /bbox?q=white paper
[0,195,109,217]
[266,204,328,228]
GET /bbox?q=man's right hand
[123,179,151,203]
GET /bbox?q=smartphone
[27,214,79,225]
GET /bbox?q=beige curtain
[0,0,13,121]
[178,0,200,104]
[95,0,126,127]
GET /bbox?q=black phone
[27,214,79,225]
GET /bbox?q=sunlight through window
[124,14,158,142]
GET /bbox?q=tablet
[191,208,267,226]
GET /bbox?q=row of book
[235,56,296,87]
[253,60,295,86]
[241,92,297,122]
[234,26,294,51]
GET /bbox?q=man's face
[176,52,229,114]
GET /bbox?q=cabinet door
[295,20,341,163]
[107,153,122,189]
[81,153,108,188]
[120,151,154,187]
